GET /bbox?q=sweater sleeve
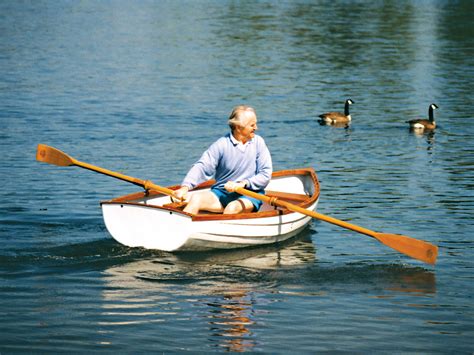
[181,140,221,189]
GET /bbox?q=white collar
[230,133,253,146]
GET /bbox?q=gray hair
[228,105,257,131]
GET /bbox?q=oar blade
[375,233,438,265]
[36,144,75,167]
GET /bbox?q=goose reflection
[425,130,436,151]
[409,128,436,151]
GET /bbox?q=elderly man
[174,105,272,214]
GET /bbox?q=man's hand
[174,186,189,201]
[224,181,247,193]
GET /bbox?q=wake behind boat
[100,168,320,252]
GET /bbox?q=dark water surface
[1,1,473,353]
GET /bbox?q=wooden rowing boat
[100,168,320,252]
[36,144,439,264]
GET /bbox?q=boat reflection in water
[206,290,256,352]
[100,232,316,351]
[100,230,436,351]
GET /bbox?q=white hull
[101,168,320,252]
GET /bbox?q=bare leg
[183,190,223,214]
[223,198,254,214]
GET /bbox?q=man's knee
[223,200,242,214]
[185,191,223,214]
[224,199,252,214]
[183,194,200,214]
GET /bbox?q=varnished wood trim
[266,190,308,202]
[101,168,321,222]
[162,201,187,209]
[192,208,286,221]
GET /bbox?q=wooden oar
[235,187,438,265]
[36,144,176,197]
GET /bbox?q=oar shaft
[36,144,177,198]
[72,159,176,197]
[73,160,141,186]
[236,187,375,238]
[282,200,376,238]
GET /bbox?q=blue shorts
[211,187,264,212]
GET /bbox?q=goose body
[407,103,439,130]
[319,99,354,125]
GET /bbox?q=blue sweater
[181,133,272,191]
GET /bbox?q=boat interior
[101,168,320,219]
[160,189,311,214]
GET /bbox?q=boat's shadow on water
[99,226,436,296]
[173,228,318,268]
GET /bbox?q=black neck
[429,106,435,121]
[344,102,350,116]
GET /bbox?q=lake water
[1,1,473,352]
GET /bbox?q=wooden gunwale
[100,168,320,222]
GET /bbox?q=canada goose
[407,103,439,130]
[318,99,354,125]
